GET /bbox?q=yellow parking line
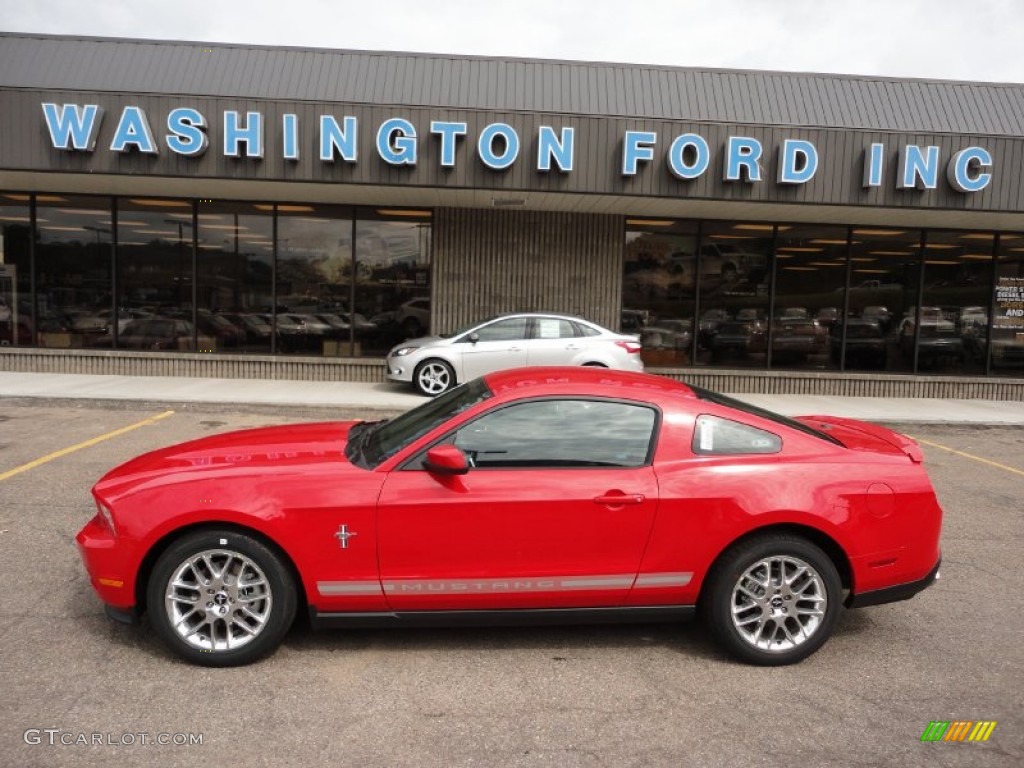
[0,410,175,482]
[914,436,1024,478]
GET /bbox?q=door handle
[593,493,645,505]
[508,346,523,352]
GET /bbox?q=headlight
[96,501,117,536]
[392,347,416,357]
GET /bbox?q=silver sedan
[386,313,644,395]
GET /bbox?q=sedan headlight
[391,347,416,357]
[96,501,117,536]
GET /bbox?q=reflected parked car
[899,307,964,367]
[119,317,196,351]
[196,311,246,348]
[831,319,887,369]
[860,306,892,333]
[387,313,643,395]
[771,319,827,363]
[219,312,272,345]
[710,320,766,361]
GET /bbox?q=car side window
[574,322,601,337]
[451,399,657,468]
[692,414,781,455]
[469,317,529,342]
[534,318,577,339]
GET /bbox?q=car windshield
[438,316,501,339]
[347,378,493,468]
[692,386,843,447]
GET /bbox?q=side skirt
[309,605,696,630]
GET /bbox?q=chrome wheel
[415,360,454,396]
[730,555,827,653]
[164,548,273,653]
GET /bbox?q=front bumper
[385,357,415,383]
[846,557,941,609]
[75,514,138,610]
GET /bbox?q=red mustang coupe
[77,367,942,667]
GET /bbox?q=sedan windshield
[438,316,500,339]
[347,378,493,467]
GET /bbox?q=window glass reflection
[355,214,432,355]
[992,234,1024,375]
[916,231,994,374]
[0,195,33,346]
[116,198,194,351]
[623,220,698,366]
[772,225,847,371]
[696,222,773,368]
[197,202,273,354]
[276,205,356,356]
[848,228,922,373]
[34,195,113,349]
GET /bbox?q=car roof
[483,366,696,399]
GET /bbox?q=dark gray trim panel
[309,605,696,629]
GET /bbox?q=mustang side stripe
[317,572,695,597]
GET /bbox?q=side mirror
[468,332,480,344]
[423,444,470,475]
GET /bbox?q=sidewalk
[1,371,1023,424]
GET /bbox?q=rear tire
[702,534,842,666]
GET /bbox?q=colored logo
[921,721,997,742]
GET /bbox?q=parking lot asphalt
[0,401,1021,768]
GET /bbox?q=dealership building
[1,32,1022,398]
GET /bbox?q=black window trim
[691,385,844,447]
[397,395,663,471]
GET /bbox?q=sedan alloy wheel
[415,359,455,396]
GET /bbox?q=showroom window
[846,227,923,374]
[34,195,113,350]
[116,198,195,352]
[623,219,698,366]
[694,222,774,369]
[276,204,355,356]
[917,230,994,375]
[771,224,848,372]
[0,195,32,346]
[992,233,1024,375]
[196,201,274,355]
[354,211,432,356]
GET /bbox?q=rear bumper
[847,557,941,609]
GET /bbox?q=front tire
[147,529,297,667]
[414,359,455,396]
[703,534,841,666]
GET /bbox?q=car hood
[392,335,444,351]
[93,421,358,503]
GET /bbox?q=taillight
[615,340,642,354]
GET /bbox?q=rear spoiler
[797,415,924,463]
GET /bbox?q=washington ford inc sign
[42,102,993,193]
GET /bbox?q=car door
[457,316,530,380]
[376,397,661,611]
[526,316,585,366]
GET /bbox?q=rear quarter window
[692,414,782,455]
